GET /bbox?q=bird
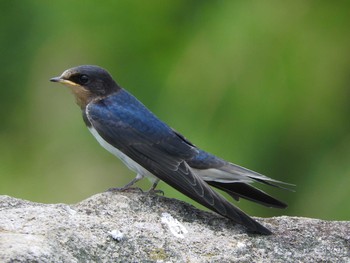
[50,65,291,235]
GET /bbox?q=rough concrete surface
[0,192,349,262]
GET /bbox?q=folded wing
[86,91,273,234]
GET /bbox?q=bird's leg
[107,174,143,193]
[145,179,164,195]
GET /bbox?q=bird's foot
[145,188,164,196]
[107,186,143,193]
[144,181,164,195]
[107,176,143,193]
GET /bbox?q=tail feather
[207,181,288,208]
[252,177,295,192]
[221,163,295,189]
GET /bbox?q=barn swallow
[50,65,291,235]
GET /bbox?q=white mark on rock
[237,241,246,249]
[161,212,188,238]
[109,230,124,242]
[63,205,77,216]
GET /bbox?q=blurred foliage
[0,1,349,220]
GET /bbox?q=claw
[107,186,143,193]
[146,188,164,195]
[144,180,163,195]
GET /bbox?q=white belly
[88,126,157,182]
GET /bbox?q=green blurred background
[1,1,349,220]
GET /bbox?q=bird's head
[50,65,120,108]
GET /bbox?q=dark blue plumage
[87,89,197,161]
[51,65,292,235]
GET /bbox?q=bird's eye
[79,75,89,85]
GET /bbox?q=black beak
[50,77,62,82]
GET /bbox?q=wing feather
[86,92,272,234]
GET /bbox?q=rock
[0,192,349,262]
